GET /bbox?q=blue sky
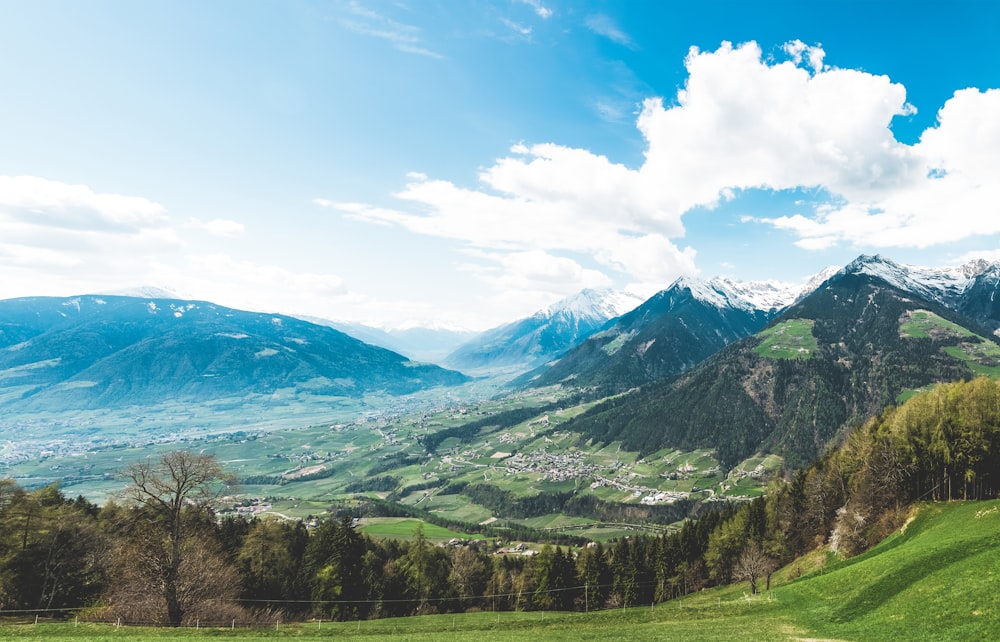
[1,1,998,330]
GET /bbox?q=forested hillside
[566,270,995,468]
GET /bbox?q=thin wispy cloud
[501,17,533,38]
[585,13,635,48]
[519,0,553,20]
[338,1,444,59]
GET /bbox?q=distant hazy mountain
[443,288,644,372]
[0,295,469,411]
[516,275,811,393]
[565,254,1000,469]
[300,317,479,364]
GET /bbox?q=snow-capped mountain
[841,255,1000,332]
[99,285,186,299]
[564,253,1000,470]
[516,275,799,392]
[673,276,803,313]
[443,288,644,372]
[546,287,646,321]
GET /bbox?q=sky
[1,1,998,331]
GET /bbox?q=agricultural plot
[0,382,773,536]
[753,319,818,359]
[357,518,487,543]
[900,309,1000,377]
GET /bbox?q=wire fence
[0,580,779,632]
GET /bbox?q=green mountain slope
[566,264,997,469]
[774,499,1000,640]
[0,295,469,410]
[515,279,782,394]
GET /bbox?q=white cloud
[756,86,1000,248]
[186,217,245,237]
[0,175,166,232]
[324,40,1000,301]
[338,1,444,59]
[461,249,612,294]
[518,0,553,19]
[0,176,185,299]
[0,175,180,262]
[319,141,697,293]
[500,18,532,37]
[782,39,825,72]
[179,254,346,305]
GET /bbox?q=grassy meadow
[3,498,997,641]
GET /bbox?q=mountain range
[512,274,837,394]
[0,295,468,412]
[298,317,478,364]
[442,288,644,372]
[563,255,1000,468]
[3,254,1000,471]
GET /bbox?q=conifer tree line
[0,378,998,625]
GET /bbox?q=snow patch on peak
[675,277,800,313]
[840,254,1000,305]
[960,258,999,279]
[99,285,185,300]
[545,288,644,321]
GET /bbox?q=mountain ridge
[442,287,644,372]
[562,256,1000,468]
[0,294,469,412]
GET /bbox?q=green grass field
[357,518,487,542]
[899,309,1000,378]
[4,499,997,640]
[753,319,817,360]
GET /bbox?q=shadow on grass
[830,532,998,624]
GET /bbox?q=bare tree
[119,451,235,626]
[733,542,776,595]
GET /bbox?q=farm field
[0,383,780,535]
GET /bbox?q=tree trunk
[166,520,183,626]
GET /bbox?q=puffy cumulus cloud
[758,87,1000,248]
[0,175,167,233]
[326,40,999,294]
[0,175,184,298]
[638,41,919,208]
[460,249,612,295]
[322,143,696,292]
